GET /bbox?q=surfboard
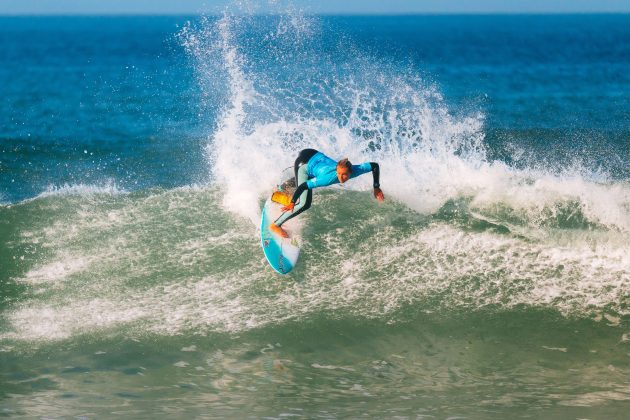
[260,168,302,274]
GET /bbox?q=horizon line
[1,11,629,17]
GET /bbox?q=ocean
[1,10,629,418]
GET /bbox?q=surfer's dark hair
[337,158,352,172]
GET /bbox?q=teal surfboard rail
[260,168,302,274]
[260,198,300,274]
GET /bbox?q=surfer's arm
[350,161,383,200]
[290,181,313,204]
[280,180,312,212]
[351,162,380,186]
[369,162,380,188]
[282,177,320,210]
[369,162,384,201]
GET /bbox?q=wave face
[1,9,630,419]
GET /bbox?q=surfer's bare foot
[270,223,289,238]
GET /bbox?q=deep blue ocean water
[1,14,628,202]
[1,12,630,418]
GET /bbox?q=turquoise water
[1,9,630,419]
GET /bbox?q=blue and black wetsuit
[275,148,380,226]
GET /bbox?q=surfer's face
[336,165,351,183]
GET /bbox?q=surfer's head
[336,158,352,183]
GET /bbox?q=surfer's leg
[274,163,311,227]
[273,191,311,227]
[270,149,317,237]
[276,188,312,226]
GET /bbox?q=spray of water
[180,6,630,233]
[179,10,485,222]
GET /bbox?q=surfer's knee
[293,199,307,212]
[294,189,312,213]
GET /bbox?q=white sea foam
[3,202,629,343]
[3,298,148,341]
[22,255,93,286]
[37,182,127,199]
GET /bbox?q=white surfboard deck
[260,169,302,274]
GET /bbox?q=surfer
[270,148,384,238]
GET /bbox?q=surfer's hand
[281,202,295,212]
[374,187,384,202]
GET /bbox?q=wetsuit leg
[275,161,312,226]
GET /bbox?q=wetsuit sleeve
[350,162,380,188]
[370,162,380,188]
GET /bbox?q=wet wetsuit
[274,148,380,226]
